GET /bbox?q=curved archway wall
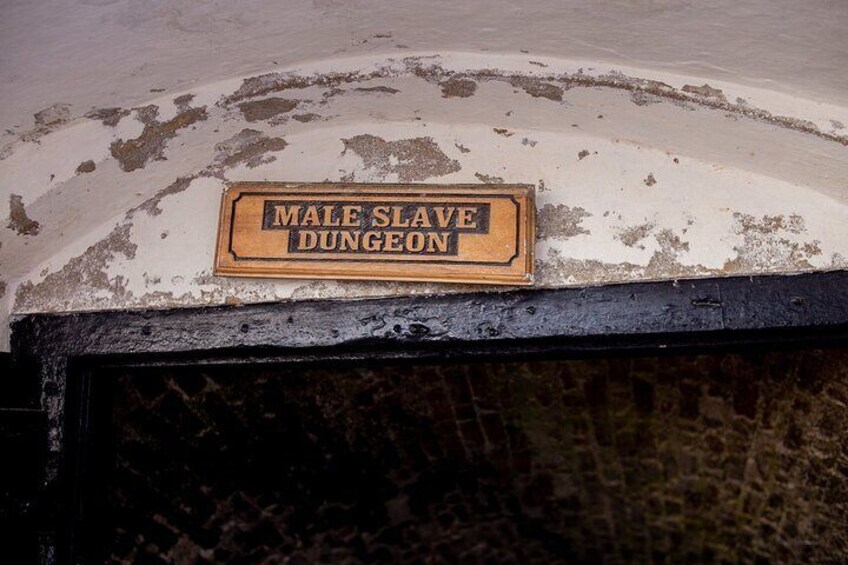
[1,1,847,350]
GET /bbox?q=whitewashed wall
[1,1,847,350]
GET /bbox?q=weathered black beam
[11,271,848,360]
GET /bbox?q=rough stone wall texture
[105,348,848,563]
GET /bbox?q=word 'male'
[215,183,535,285]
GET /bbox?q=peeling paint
[75,160,96,174]
[19,103,72,143]
[440,78,477,98]
[15,223,137,312]
[86,107,131,127]
[474,172,504,183]
[536,204,591,240]
[723,213,821,272]
[131,177,197,218]
[291,113,322,123]
[237,98,299,122]
[506,76,564,102]
[110,103,208,172]
[682,84,727,101]
[7,194,40,236]
[617,222,656,249]
[341,134,460,182]
[630,90,659,106]
[353,86,400,94]
[213,129,288,169]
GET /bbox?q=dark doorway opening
[73,347,848,563]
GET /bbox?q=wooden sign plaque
[214,182,534,285]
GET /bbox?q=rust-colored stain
[536,204,591,240]
[341,134,461,182]
[7,194,40,236]
[110,103,208,172]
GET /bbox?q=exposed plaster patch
[75,160,96,174]
[644,173,657,186]
[213,129,288,169]
[110,103,208,172]
[237,97,299,122]
[538,231,704,286]
[15,223,137,312]
[474,172,504,184]
[86,107,131,127]
[7,194,40,236]
[723,213,821,272]
[647,228,691,276]
[20,103,72,142]
[536,204,591,240]
[341,134,460,182]
[440,78,477,98]
[617,222,656,249]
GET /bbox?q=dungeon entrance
[11,271,848,563]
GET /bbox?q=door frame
[11,270,848,563]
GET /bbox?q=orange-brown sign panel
[215,182,535,285]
